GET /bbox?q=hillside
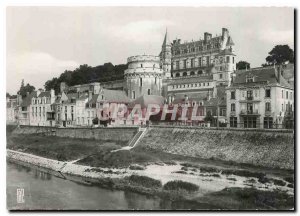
[44,62,127,93]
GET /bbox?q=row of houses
[6,65,294,129]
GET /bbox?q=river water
[7,161,216,210]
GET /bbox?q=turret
[160,29,172,78]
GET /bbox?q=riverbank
[7,149,294,210]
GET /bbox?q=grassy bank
[7,133,127,161]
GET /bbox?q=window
[247,103,253,114]
[226,56,230,63]
[183,72,187,76]
[246,75,254,83]
[265,102,271,112]
[247,90,253,100]
[286,91,288,99]
[141,64,143,68]
[176,61,179,69]
[282,90,284,98]
[290,92,293,100]
[198,57,202,67]
[43,107,45,113]
[191,58,195,68]
[190,71,195,76]
[230,117,237,128]
[219,74,223,79]
[155,77,157,84]
[231,91,236,99]
[140,78,142,87]
[65,106,67,112]
[265,89,271,98]
[206,56,210,66]
[132,91,136,99]
[233,57,235,64]
[231,103,235,112]
[147,89,151,95]
[175,73,180,77]
[198,70,203,75]
[183,60,187,69]
[282,104,284,111]
[264,117,273,129]
[244,117,257,128]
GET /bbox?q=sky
[6,7,294,94]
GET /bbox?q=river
[7,161,217,210]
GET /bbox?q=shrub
[173,170,187,174]
[287,183,294,188]
[222,169,265,179]
[127,175,162,188]
[129,164,145,170]
[284,176,294,184]
[163,180,199,192]
[200,166,220,173]
[227,177,237,181]
[164,161,177,165]
[272,179,286,187]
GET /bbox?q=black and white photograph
[5,5,295,211]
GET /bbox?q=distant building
[6,96,18,124]
[226,66,294,129]
[30,89,56,126]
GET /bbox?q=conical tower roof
[226,36,235,46]
[162,29,171,47]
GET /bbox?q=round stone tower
[125,55,163,99]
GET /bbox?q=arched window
[183,72,187,76]
[198,70,203,75]
[148,89,151,95]
[175,73,180,77]
[190,71,195,76]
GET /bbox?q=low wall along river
[12,125,294,170]
[141,126,294,170]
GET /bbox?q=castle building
[124,55,164,100]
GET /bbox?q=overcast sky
[6,7,294,94]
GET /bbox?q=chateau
[7,28,294,129]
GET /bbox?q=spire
[162,28,170,47]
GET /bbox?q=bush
[129,164,145,170]
[272,179,286,187]
[163,180,199,192]
[284,176,294,184]
[222,169,265,179]
[127,175,162,188]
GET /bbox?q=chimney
[277,65,282,83]
[60,82,68,93]
[17,94,22,106]
[50,89,55,98]
[88,90,93,101]
[204,32,212,42]
[222,28,229,39]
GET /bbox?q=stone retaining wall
[13,125,138,142]
[140,126,294,170]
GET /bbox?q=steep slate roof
[101,89,130,103]
[233,67,292,89]
[20,91,37,107]
[87,94,99,105]
[129,95,165,108]
[38,91,51,98]
[226,36,235,46]
[216,49,236,56]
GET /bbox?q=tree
[92,117,99,125]
[236,61,250,70]
[6,93,10,98]
[17,81,35,98]
[262,45,294,66]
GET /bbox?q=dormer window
[246,75,254,83]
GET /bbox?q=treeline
[44,63,127,94]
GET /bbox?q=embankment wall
[140,126,294,170]
[13,125,138,142]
